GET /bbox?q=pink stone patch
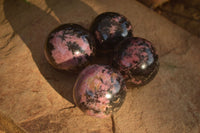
[50,30,92,65]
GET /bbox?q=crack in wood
[0,32,11,40]
[0,32,15,50]
[160,47,176,57]
[160,35,193,58]
[0,19,8,25]
[0,111,26,133]
[7,45,17,52]
[59,105,76,111]
[111,114,116,133]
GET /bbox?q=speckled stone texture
[45,24,95,71]
[73,65,126,118]
[1,0,200,132]
[91,12,133,54]
[113,37,159,87]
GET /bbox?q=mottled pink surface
[73,65,126,118]
[120,44,150,69]
[112,16,121,22]
[45,24,95,71]
[50,31,92,64]
[113,37,159,86]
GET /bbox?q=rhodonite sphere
[73,64,127,118]
[90,12,133,54]
[45,24,95,71]
[112,37,159,87]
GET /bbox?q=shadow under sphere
[4,0,97,104]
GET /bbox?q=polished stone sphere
[73,64,127,118]
[112,37,159,87]
[90,12,133,54]
[45,24,95,71]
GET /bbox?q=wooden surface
[0,0,200,132]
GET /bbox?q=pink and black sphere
[91,12,133,54]
[45,24,95,71]
[112,37,159,87]
[73,64,126,118]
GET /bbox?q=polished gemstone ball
[45,24,95,71]
[112,37,159,87]
[73,64,127,118]
[90,12,133,54]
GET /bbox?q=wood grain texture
[0,0,200,132]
